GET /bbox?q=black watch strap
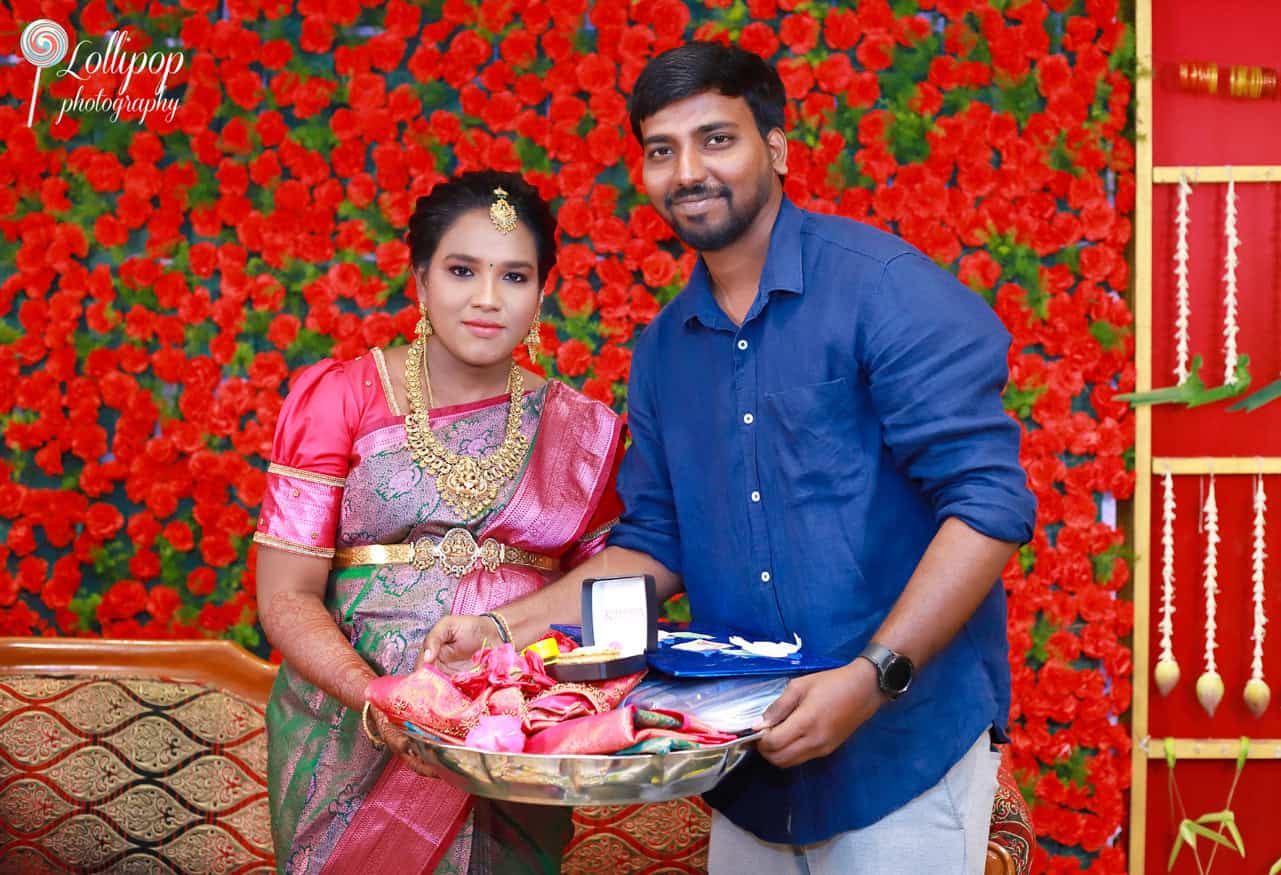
[858,642,914,699]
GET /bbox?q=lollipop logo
[20,20,186,128]
[21,19,69,127]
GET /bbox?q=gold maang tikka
[490,187,517,234]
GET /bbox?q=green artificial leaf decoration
[1183,820,1238,854]
[1229,374,1281,412]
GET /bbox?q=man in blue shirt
[422,42,1035,874]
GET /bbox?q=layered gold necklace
[403,332,528,519]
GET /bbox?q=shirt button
[737,339,749,351]
[760,571,771,583]
[743,413,754,425]
[751,491,761,502]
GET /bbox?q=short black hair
[628,42,786,143]
[405,170,558,290]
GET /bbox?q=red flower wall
[0,0,1135,869]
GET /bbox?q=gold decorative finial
[490,187,517,234]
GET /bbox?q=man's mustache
[666,184,730,209]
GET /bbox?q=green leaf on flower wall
[1003,383,1045,419]
[227,622,262,651]
[286,328,335,361]
[68,594,102,633]
[888,107,933,165]
[1089,320,1129,352]
[1052,746,1091,789]
[1018,544,1035,574]
[1027,613,1056,668]
[996,74,1041,126]
[1108,24,1137,75]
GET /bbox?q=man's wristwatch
[858,642,914,699]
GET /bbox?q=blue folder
[551,623,843,679]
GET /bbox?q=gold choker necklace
[403,333,528,519]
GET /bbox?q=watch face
[884,657,913,693]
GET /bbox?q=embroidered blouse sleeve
[253,359,360,559]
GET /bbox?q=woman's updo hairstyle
[405,170,558,290]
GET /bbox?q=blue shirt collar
[681,196,805,329]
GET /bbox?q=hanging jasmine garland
[1221,171,1241,387]
[1196,475,1224,717]
[1155,467,1180,695]
[1173,174,1192,385]
[1244,474,1270,717]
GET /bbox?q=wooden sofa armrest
[0,637,277,706]
[986,840,1016,875]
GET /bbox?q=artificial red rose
[737,23,779,60]
[856,30,896,71]
[640,251,677,288]
[98,580,149,621]
[824,7,860,50]
[93,215,129,248]
[779,12,819,54]
[553,243,593,279]
[582,377,616,407]
[482,92,521,132]
[586,125,625,166]
[557,279,596,317]
[500,29,538,69]
[776,58,815,101]
[555,339,592,377]
[159,520,194,552]
[86,502,124,540]
[145,585,181,624]
[7,519,36,556]
[557,198,591,239]
[576,54,616,93]
[814,54,855,95]
[593,344,632,382]
[40,178,71,213]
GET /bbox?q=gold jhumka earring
[416,301,433,339]
[526,299,543,361]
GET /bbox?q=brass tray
[403,724,760,806]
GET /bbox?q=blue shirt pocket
[761,377,865,507]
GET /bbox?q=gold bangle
[361,702,386,750]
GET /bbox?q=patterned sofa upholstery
[0,638,277,874]
[0,638,1034,875]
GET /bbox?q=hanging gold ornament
[490,187,518,234]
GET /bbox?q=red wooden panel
[1152,0,1281,167]
[1145,473,1281,739]
[1148,181,1281,457]
[1144,758,1279,875]
[1143,4,1281,873]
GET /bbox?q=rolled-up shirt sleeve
[606,334,682,574]
[860,253,1036,544]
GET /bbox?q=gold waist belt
[332,528,558,578]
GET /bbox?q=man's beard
[664,170,773,252]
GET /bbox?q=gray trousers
[708,730,1000,875]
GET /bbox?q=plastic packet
[622,674,790,734]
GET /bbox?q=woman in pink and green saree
[254,171,623,875]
